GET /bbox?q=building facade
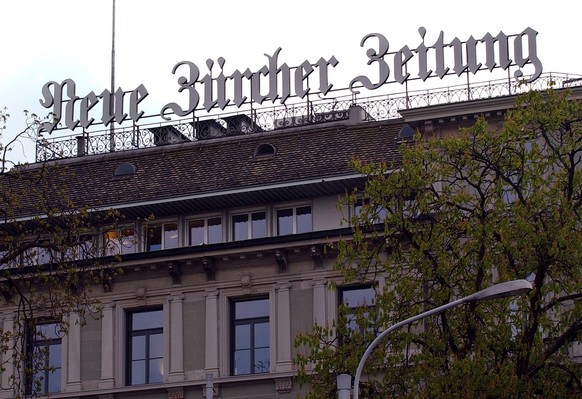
[1,73,580,399]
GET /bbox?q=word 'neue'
[38,27,542,133]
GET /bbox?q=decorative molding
[274,249,288,272]
[202,257,216,281]
[241,274,252,288]
[311,278,327,288]
[274,282,291,291]
[310,245,324,268]
[274,377,293,392]
[136,287,147,301]
[167,262,182,285]
[167,387,184,399]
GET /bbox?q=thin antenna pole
[110,0,116,151]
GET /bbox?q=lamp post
[340,279,532,399]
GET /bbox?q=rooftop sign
[38,27,542,134]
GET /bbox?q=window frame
[103,225,137,256]
[187,214,223,245]
[230,297,271,376]
[126,308,164,386]
[338,285,377,335]
[230,210,267,241]
[144,221,179,252]
[26,321,63,396]
[275,204,312,236]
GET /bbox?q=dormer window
[114,162,137,177]
[253,143,276,158]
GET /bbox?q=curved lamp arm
[352,279,532,399]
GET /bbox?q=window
[189,217,222,245]
[232,211,266,241]
[354,198,388,224]
[21,241,52,266]
[339,286,376,332]
[146,222,178,251]
[64,234,96,261]
[0,246,8,269]
[103,227,136,255]
[276,205,312,235]
[231,298,270,375]
[127,309,164,385]
[27,322,62,395]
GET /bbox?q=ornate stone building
[1,73,580,399]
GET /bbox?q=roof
[2,119,405,221]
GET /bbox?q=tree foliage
[295,88,582,398]
[0,112,121,397]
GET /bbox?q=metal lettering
[161,61,200,120]
[349,33,390,94]
[513,27,542,81]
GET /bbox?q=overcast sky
[1,0,581,164]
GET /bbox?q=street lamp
[339,279,532,399]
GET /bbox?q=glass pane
[121,227,136,254]
[103,230,120,255]
[164,223,178,249]
[232,214,248,241]
[251,212,266,238]
[132,336,146,360]
[234,349,250,375]
[254,347,270,373]
[33,368,45,394]
[149,333,164,358]
[235,325,250,350]
[36,323,61,339]
[296,206,312,233]
[48,343,61,368]
[208,217,222,244]
[149,358,163,383]
[48,368,61,393]
[132,309,163,330]
[189,219,204,245]
[146,225,162,251]
[131,359,146,385]
[235,299,269,319]
[277,208,293,235]
[342,287,375,307]
[254,322,269,348]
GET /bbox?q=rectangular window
[146,222,178,251]
[104,227,136,255]
[127,309,164,385]
[21,241,52,266]
[64,234,95,261]
[232,211,266,241]
[354,199,388,224]
[276,205,312,235]
[189,217,222,245]
[231,298,270,375]
[0,246,8,269]
[339,286,376,332]
[27,322,62,395]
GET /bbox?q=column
[204,290,219,375]
[168,293,185,382]
[66,312,82,391]
[1,315,15,393]
[99,302,115,389]
[312,278,327,326]
[275,282,292,372]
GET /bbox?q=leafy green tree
[295,88,582,398]
[0,111,121,397]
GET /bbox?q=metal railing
[35,72,582,162]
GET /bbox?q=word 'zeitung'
[38,27,542,134]
[350,27,542,92]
